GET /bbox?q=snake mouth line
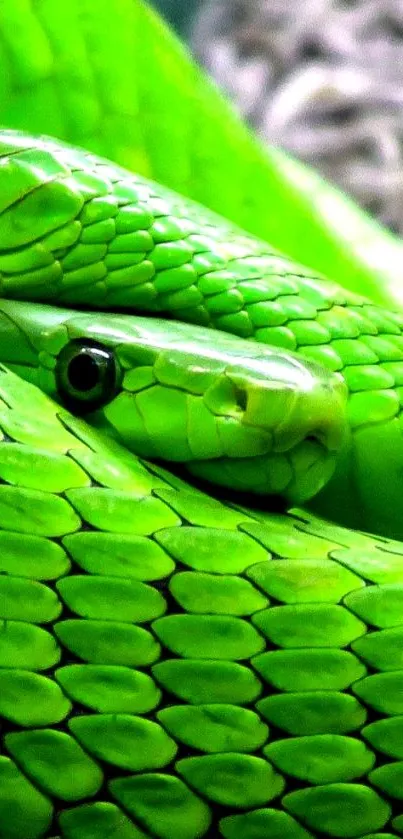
[187,437,339,504]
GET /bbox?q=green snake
[4,3,403,839]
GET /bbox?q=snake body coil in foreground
[2,3,403,839]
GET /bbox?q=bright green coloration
[3,131,403,535]
[156,704,269,753]
[264,735,376,784]
[0,295,347,505]
[2,2,403,839]
[0,365,401,837]
[1,0,403,312]
[5,729,104,801]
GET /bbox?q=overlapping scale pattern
[2,131,403,443]
[0,132,393,539]
[3,0,403,317]
[1,363,403,839]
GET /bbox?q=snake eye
[55,339,121,413]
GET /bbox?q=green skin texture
[0,297,347,503]
[1,3,403,839]
[1,0,403,311]
[0,130,402,539]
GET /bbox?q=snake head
[0,300,348,504]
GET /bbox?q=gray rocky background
[153,0,403,235]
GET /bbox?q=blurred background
[151,0,403,236]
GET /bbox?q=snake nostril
[234,386,248,412]
[305,430,332,452]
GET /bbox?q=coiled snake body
[1,3,403,839]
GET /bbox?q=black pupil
[68,352,100,393]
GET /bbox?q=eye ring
[55,338,121,413]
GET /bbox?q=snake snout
[270,371,349,503]
[272,373,348,455]
[189,360,349,503]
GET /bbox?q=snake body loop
[1,4,403,839]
